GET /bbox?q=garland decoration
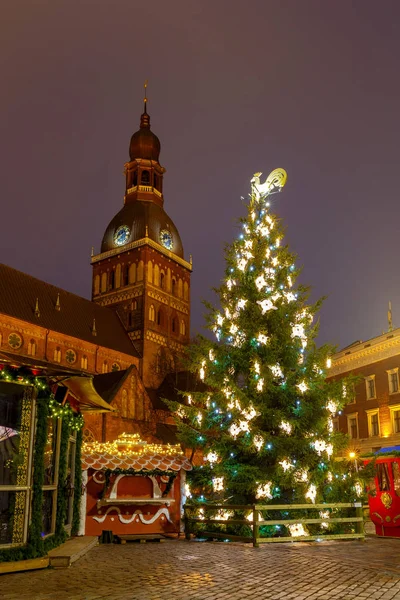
[0,366,84,563]
[71,427,83,536]
[99,468,178,500]
[49,395,84,431]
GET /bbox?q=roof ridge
[0,263,99,308]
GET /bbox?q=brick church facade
[0,99,192,445]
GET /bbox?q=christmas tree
[166,169,363,536]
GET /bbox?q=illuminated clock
[159,229,173,250]
[114,225,130,246]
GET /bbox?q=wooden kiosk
[80,433,192,538]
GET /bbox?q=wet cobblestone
[2,538,400,599]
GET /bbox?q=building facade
[329,328,400,455]
[0,100,192,561]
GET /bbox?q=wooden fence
[184,502,364,547]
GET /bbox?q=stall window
[64,431,77,529]
[376,463,390,491]
[0,383,34,546]
[393,462,400,497]
[42,417,61,536]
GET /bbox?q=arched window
[172,318,176,333]
[154,264,160,286]
[82,428,95,443]
[132,300,138,310]
[53,347,61,363]
[172,278,176,296]
[149,305,155,322]
[153,174,158,189]
[109,271,115,290]
[178,278,183,298]
[147,261,153,283]
[94,274,100,295]
[184,281,189,301]
[28,339,36,356]
[160,272,165,289]
[102,361,108,374]
[115,264,121,289]
[133,171,138,187]
[81,355,88,370]
[124,264,129,286]
[128,312,132,327]
[101,272,107,293]
[137,261,144,281]
[121,389,128,417]
[141,170,150,185]
[157,309,163,326]
[180,320,186,336]
[129,263,136,284]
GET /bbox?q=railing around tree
[184,502,364,547]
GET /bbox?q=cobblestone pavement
[2,538,400,600]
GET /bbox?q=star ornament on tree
[257,299,278,314]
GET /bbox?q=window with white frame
[332,417,339,432]
[366,409,380,437]
[347,413,359,439]
[365,376,376,400]
[0,383,35,546]
[388,368,399,395]
[390,404,400,434]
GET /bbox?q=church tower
[91,92,192,387]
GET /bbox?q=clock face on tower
[114,225,130,246]
[159,229,173,250]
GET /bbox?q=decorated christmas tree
[166,169,364,536]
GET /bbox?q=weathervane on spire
[144,80,148,112]
[251,168,288,202]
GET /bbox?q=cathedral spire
[140,80,150,129]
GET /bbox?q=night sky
[1,1,400,351]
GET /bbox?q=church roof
[146,371,207,410]
[0,263,138,358]
[92,367,134,403]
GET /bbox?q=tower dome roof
[129,109,160,161]
[101,201,184,258]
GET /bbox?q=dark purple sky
[1,1,400,350]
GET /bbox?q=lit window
[149,305,155,322]
[389,404,400,435]
[388,369,399,394]
[394,410,400,434]
[53,347,61,363]
[28,339,36,357]
[366,409,380,437]
[365,376,376,400]
[347,413,358,439]
[81,356,88,370]
[102,361,108,374]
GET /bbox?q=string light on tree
[165,166,361,541]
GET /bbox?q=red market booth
[364,446,400,537]
[80,433,192,538]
